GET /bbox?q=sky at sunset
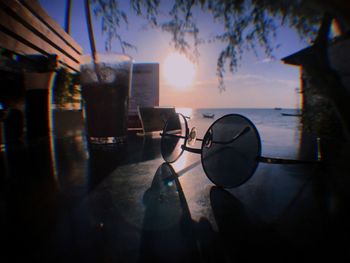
[39,0,309,109]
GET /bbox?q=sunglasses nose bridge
[187,127,197,146]
[203,129,213,148]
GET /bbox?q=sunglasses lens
[161,114,187,163]
[201,114,261,188]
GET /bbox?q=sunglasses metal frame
[160,113,250,160]
[160,113,322,188]
[161,113,322,164]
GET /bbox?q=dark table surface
[1,111,350,262]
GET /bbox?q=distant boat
[203,113,215,118]
[281,112,302,117]
[274,107,282,110]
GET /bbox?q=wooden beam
[0,8,80,71]
[0,31,77,72]
[0,1,81,60]
[20,0,82,54]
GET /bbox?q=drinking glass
[80,53,133,144]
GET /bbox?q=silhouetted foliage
[53,68,80,107]
[90,0,349,90]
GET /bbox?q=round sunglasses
[160,113,321,188]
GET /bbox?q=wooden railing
[0,0,82,72]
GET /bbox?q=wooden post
[84,0,97,62]
[64,0,72,34]
[22,55,58,140]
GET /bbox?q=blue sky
[39,0,309,109]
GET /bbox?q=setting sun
[163,53,196,89]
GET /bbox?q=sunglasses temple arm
[208,126,251,145]
[181,145,202,154]
[258,156,321,164]
[160,133,187,139]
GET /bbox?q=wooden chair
[137,106,177,136]
[0,0,82,142]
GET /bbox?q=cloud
[254,57,276,64]
[193,74,298,89]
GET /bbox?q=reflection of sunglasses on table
[160,113,322,189]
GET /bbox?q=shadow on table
[139,162,224,263]
[140,161,318,262]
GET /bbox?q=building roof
[281,32,350,66]
[281,46,313,66]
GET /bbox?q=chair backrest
[137,106,177,135]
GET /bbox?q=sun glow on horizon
[175,107,193,118]
[163,53,196,89]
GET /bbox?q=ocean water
[176,108,304,159]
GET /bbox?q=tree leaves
[92,0,135,52]
[91,0,324,90]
